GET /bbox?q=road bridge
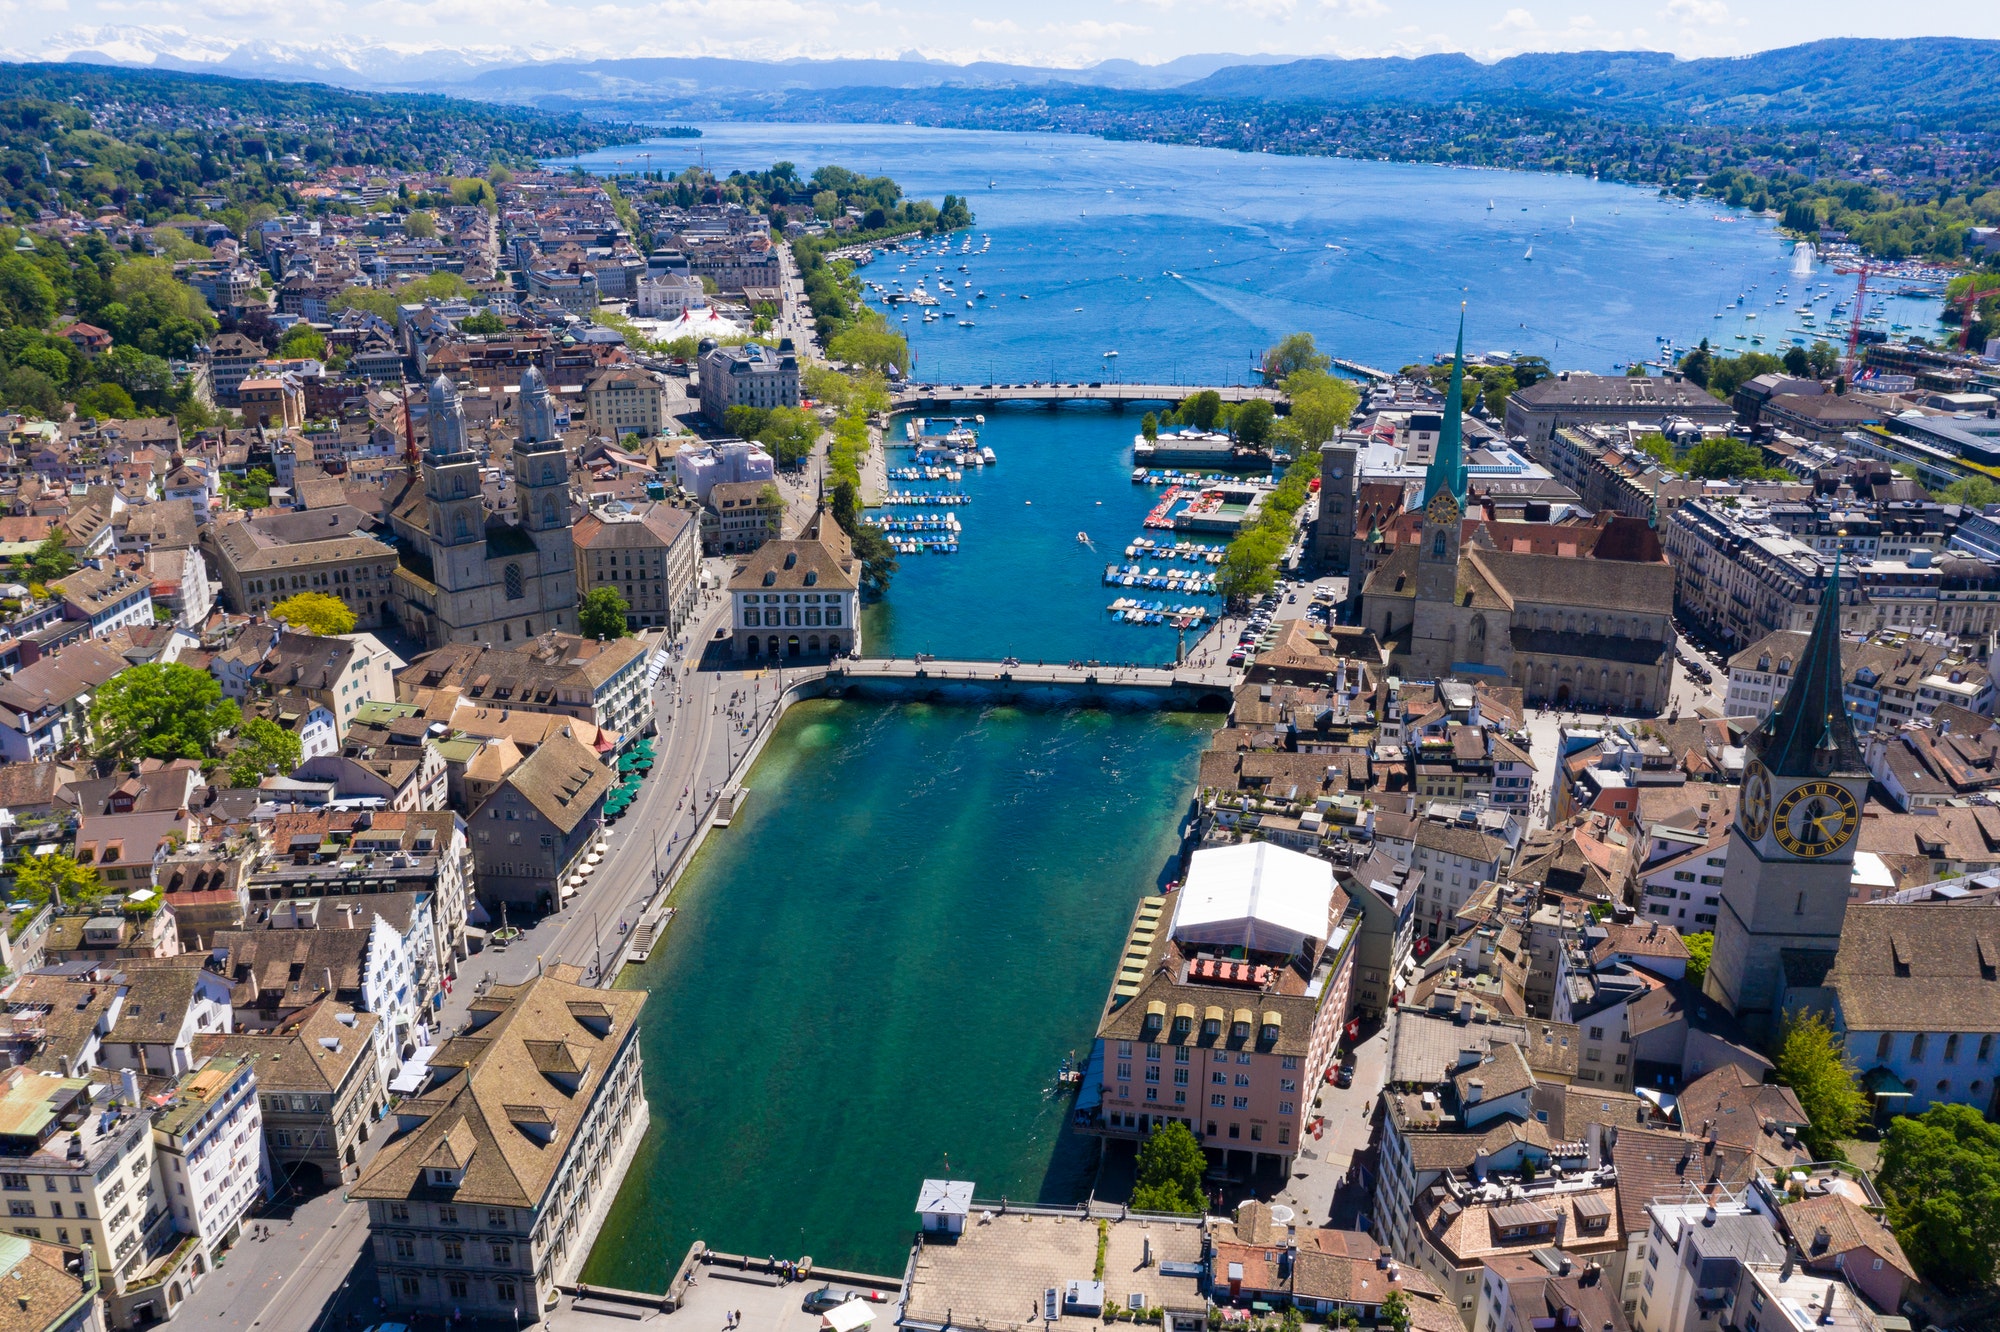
[890,382,1282,411]
[774,656,1239,711]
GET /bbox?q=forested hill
[0,62,634,166]
[1183,38,2000,125]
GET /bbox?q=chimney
[119,1068,139,1107]
[1820,1282,1837,1325]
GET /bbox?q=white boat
[982,447,997,464]
[1523,245,1533,261]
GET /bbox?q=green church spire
[1757,541,1862,777]
[1423,310,1468,510]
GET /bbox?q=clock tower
[1408,314,1468,680]
[1704,551,1865,1043]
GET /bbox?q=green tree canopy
[1635,433,1679,470]
[270,591,357,636]
[1262,332,1331,383]
[1681,931,1713,989]
[1184,390,1223,431]
[1131,1122,1206,1215]
[11,851,104,913]
[579,586,631,640]
[1141,411,1159,442]
[828,323,911,375]
[0,253,59,328]
[1285,373,1361,447]
[1684,438,1781,481]
[1234,399,1276,447]
[1879,1103,2000,1289]
[1775,1012,1867,1159]
[26,531,74,583]
[757,406,820,468]
[88,661,241,761]
[276,324,327,361]
[1943,476,2000,508]
[403,210,437,239]
[460,310,506,336]
[1,366,61,418]
[225,716,303,789]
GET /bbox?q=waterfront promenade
[890,381,1282,409]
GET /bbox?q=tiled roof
[1827,902,2000,1033]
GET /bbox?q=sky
[3,1,1996,72]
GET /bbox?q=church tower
[1704,550,1865,1044]
[1407,315,1468,679]
[424,375,484,559]
[512,366,577,628]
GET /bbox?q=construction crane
[1843,262,1872,378]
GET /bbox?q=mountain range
[4,29,1999,126]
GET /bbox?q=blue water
[862,409,1229,664]
[554,122,1946,381]
[552,124,1951,666]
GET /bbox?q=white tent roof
[1170,843,1334,956]
[824,1301,875,1332]
[916,1178,974,1216]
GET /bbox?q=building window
[505,564,525,600]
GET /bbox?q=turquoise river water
[585,701,1215,1282]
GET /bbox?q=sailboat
[1523,244,1534,262]
[1487,199,1495,210]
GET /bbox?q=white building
[1632,1196,1782,1332]
[633,272,707,320]
[152,1054,273,1263]
[673,439,775,504]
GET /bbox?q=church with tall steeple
[1704,551,1867,1044]
[1357,315,1680,712]
[388,369,579,648]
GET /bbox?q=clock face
[1772,780,1860,859]
[1740,762,1772,841]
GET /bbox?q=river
[583,700,1215,1282]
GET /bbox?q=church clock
[1771,780,1860,859]
[1739,761,1772,841]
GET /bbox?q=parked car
[804,1289,863,1314]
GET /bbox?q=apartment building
[202,511,400,629]
[0,1069,178,1324]
[698,341,799,424]
[197,1001,384,1190]
[1503,373,1733,459]
[251,810,474,975]
[354,968,647,1320]
[1078,843,1360,1172]
[572,504,700,633]
[703,480,780,555]
[47,566,154,640]
[150,1056,271,1265]
[582,366,670,440]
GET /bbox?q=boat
[1523,245,1533,261]
[982,447,997,464]
[1076,532,1091,545]
[1487,199,1495,210]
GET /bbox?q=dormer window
[429,1167,461,1188]
[1202,1018,1221,1039]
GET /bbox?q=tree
[88,661,240,761]
[270,591,357,636]
[579,586,631,640]
[75,382,135,418]
[724,405,771,440]
[1,366,61,417]
[1286,375,1360,446]
[224,716,303,789]
[1682,931,1713,989]
[1783,345,1812,376]
[1184,390,1223,431]
[276,324,327,360]
[1141,411,1159,442]
[828,324,911,375]
[1943,476,2000,508]
[756,407,820,469]
[0,253,59,328]
[1130,1122,1206,1215]
[757,482,787,538]
[1234,399,1276,447]
[1879,1103,2000,1290]
[26,531,74,583]
[1380,1292,1411,1332]
[1684,437,1777,480]
[403,210,437,239]
[1775,1012,1867,1159]
[1635,433,1679,470]
[1262,332,1330,383]
[10,851,103,913]
[460,310,505,336]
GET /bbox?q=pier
[890,382,1282,410]
[1330,357,1394,382]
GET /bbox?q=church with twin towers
[388,368,579,649]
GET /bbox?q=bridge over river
[889,382,1282,410]
[772,656,1240,711]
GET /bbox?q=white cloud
[1663,0,1731,25]
[1492,7,1535,30]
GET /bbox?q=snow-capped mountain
[2,27,578,88]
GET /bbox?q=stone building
[353,968,647,1321]
[1360,330,1677,712]
[387,370,578,649]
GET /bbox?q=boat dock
[1331,358,1393,382]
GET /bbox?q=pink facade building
[1077,843,1360,1176]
